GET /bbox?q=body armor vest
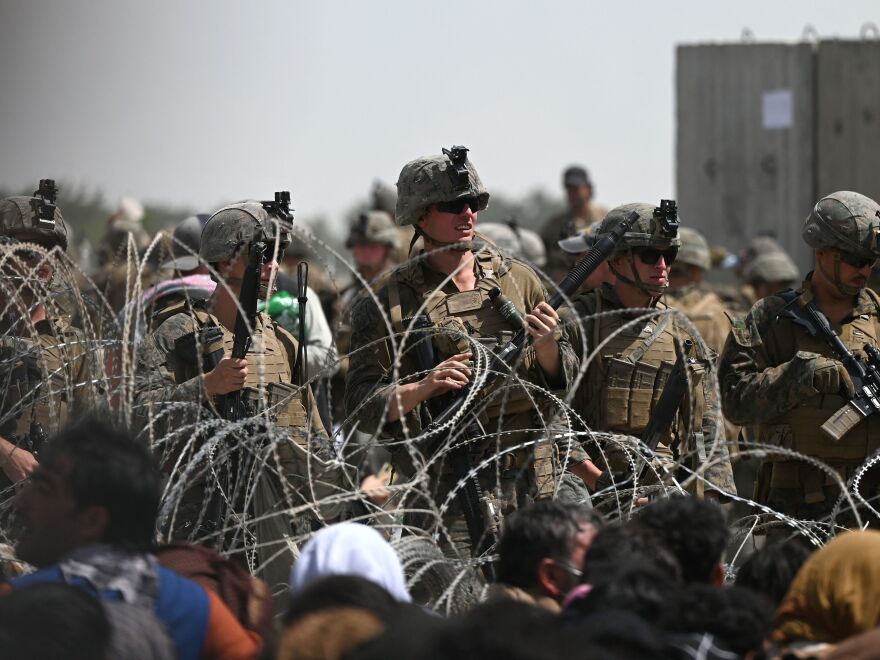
[389,249,539,423]
[1,318,88,449]
[759,302,880,464]
[157,302,309,431]
[582,294,707,471]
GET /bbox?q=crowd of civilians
[1,416,878,660]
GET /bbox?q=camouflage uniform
[344,147,578,552]
[719,191,880,524]
[133,201,345,601]
[666,227,731,356]
[0,187,102,490]
[562,205,736,497]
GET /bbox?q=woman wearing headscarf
[770,530,880,659]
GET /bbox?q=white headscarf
[289,523,411,603]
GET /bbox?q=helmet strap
[609,249,666,299]
[818,251,861,297]
[417,225,472,252]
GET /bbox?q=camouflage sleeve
[132,315,205,415]
[698,363,736,496]
[343,296,419,437]
[718,301,820,425]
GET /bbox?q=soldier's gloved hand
[812,357,855,397]
[204,356,248,396]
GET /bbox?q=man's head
[669,227,710,288]
[200,200,291,299]
[14,415,160,568]
[637,496,729,585]
[496,501,602,601]
[395,145,489,251]
[744,250,799,299]
[596,201,681,299]
[562,166,594,215]
[347,211,400,273]
[803,191,880,297]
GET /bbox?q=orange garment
[202,589,262,660]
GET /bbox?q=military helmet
[596,201,681,253]
[0,191,68,251]
[200,201,291,263]
[676,227,711,271]
[346,210,401,250]
[395,145,490,226]
[162,213,211,271]
[371,180,398,216]
[475,222,520,256]
[745,251,799,284]
[803,191,880,259]
[516,227,547,268]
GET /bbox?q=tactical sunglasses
[837,251,877,270]
[435,197,480,214]
[634,246,678,266]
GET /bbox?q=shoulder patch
[726,312,762,348]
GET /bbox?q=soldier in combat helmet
[134,198,346,605]
[720,191,880,527]
[345,145,578,556]
[0,182,101,487]
[559,203,735,500]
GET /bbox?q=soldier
[666,227,731,355]
[560,203,735,500]
[0,183,101,486]
[478,221,548,273]
[743,250,799,302]
[719,191,880,526]
[540,165,608,281]
[344,145,578,555]
[133,199,345,604]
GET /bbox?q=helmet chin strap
[609,249,667,299]
[818,252,861,297]
[417,226,472,252]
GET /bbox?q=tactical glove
[812,356,855,397]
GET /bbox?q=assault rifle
[640,339,694,467]
[780,292,880,441]
[415,211,640,574]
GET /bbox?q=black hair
[40,414,160,553]
[658,584,774,657]
[735,539,812,607]
[583,521,682,582]
[568,560,680,623]
[558,609,667,660]
[496,501,601,589]
[432,600,565,660]
[637,496,729,584]
[284,574,404,627]
[0,582,111,659]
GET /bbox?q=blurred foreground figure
[3,416,260,659]
[134,198,346,607]
[0,181,101,487]
[720,191,880,529]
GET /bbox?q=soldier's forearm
[722,356,818,425]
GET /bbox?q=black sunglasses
[435,197,480,214]
[634,246,678,266]
[838,251,877,270]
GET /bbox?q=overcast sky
[1,1,876,230]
